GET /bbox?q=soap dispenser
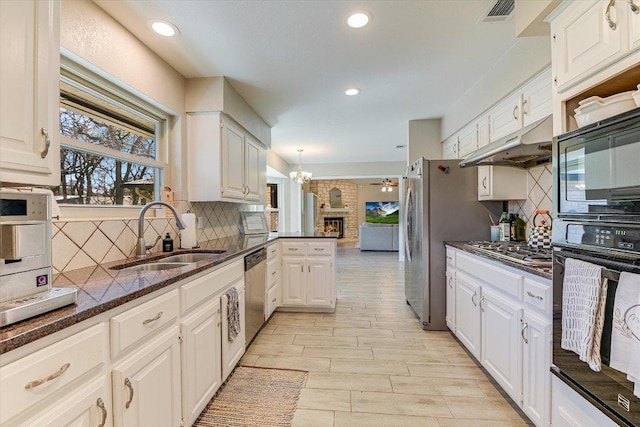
[162,233,174,252]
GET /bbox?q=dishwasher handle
[245,248,267,271]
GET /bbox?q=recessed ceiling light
[345,88,360,96]
[150,20,179,37]
[347,11,371,28]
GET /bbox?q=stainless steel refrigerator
[404,158,502,330]
[302,192,317,235]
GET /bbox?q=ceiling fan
[369,179,399,192]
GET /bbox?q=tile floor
[241,245,532,427]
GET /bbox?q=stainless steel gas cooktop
[466,241,553,267]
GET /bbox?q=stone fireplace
[323,217,344,239]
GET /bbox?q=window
[52,64,167,206]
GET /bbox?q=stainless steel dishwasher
[244,248,267,345]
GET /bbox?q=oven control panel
[567,224,640,253]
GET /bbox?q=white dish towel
[609,271,640,398]
[561,257,607,371]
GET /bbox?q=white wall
[307,161,406,179]
[441,37,551,141]
[408,119,441,162]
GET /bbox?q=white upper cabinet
[0,0,60,186]
[551,0,626,91]
[488,91,523,143]
[521,69,553,127]
[457,123,478,159]
[187,112,267,203]
[628,1,640,51]
[442,135,458,159]
[477,114,490,148]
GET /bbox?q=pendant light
[290,149,312,184]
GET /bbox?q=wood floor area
[241,246,531,426]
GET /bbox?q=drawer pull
[288,247,298,251]
[272,298,277,303]
[24,362,70,389]
[313,248,324,251]
[124,377,134,409]
[97,397,107,427]
[526,291,543,301]
[142,311,163,325]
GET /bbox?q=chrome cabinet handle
[40,128,51,159]
[482,177,487,189]
[471,292,477,307]
[301,265,303,272]
[522,99,528,116]
[142,311,163,325]
[480,296,485,312]
[521,322,529,344]
[526,291,543,301]
[97,397,107,427]
[606,0,617,30]
[272,270,276,276]
[308,265,311,272]
[124,378,134,409]
[512,105,519,120]
[272,297,277,303]
[288,247,298,251]
[629,0,639,13]
[24,363,70,389]
[314,248,324,251]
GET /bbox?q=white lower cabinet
[454,272,481,359]
[20,375,112,427]
[266,281,281,319]
[480,286,523,404]
[181,299,221,427]
[446,246,552,427]
[445,269,456,332]
[522,311,552,427]
[282,257,306,305]
[112,326,182,427]
[221,282,246,382]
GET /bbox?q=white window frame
[58,54,172,218]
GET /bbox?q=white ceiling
[94,0,525,166]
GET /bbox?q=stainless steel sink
[159,253,223,263]
[119,262,191,272]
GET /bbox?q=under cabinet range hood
[459,115,553,168]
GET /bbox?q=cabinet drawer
[281,241,306,256]
[267,257,279,289]
[0,323,106,424]
[457,252,523,300]
[111,289,179,358]
[266,243,280,260]
[524,278,552,315]
[307,241,333,256]
[180,260,243,313]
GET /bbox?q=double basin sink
[111,251,226,272]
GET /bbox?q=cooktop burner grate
[466,241,552,267]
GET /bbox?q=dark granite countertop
[445,241,552,281]
[0,233,335,353]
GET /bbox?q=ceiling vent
[483,0,514,22]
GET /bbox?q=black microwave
[554,107,640,224]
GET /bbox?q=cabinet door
[457,123,478,159]
[481,287,523,405]
[244,137,264,203]
[523,311,552,427]
[442,136,458,159]
[281,257,307,305]
[0,0,60,185]
[477,166,491,199]
[454,274,481,359]
[221,282,245,382]
[446,270,456,332]
[181,299,221,427]
[220,119,246,201]
[477,115,490,148]
[307,257,333,307]
[522,69,552,127]
[112,327,181,427]
[488,92,522,142]
[18,375,112,427]
[552,0,625,90]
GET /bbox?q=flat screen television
[365,201,399,224]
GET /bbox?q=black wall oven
[553,108,640,426]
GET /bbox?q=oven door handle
[555,252,624,281]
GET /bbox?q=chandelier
[381,179,394,192]
[290,149,312,184]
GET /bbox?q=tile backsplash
[52,202,242,274]
[508,164,553,238]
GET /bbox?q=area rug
[193,366,308,427]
